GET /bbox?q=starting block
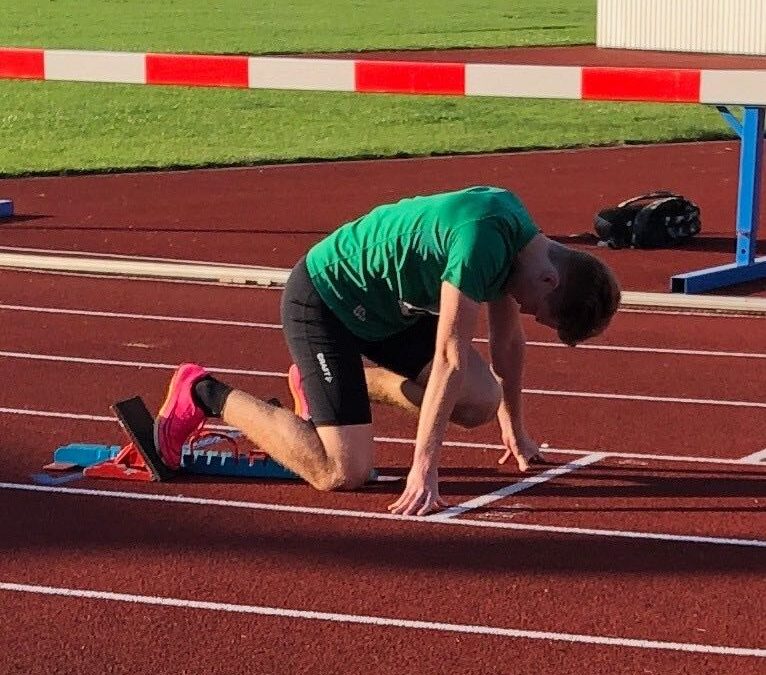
[46,395,312,482]
[0,199,12,218]
[84,397,176,481]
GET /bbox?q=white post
[597,0,766,56]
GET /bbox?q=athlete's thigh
[360,315,438,380]
[281,257,372,427]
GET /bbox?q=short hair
[547,246,621,346]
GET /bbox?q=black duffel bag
[594,191,701,249]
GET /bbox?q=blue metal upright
[671,105,766,293]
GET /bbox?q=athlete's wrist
[410,453,438,477]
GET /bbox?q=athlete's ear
[539,264,560,291]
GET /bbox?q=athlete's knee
[309,470,345,492]
[451,402,496,429]
[452,382,501,429]
[309,462,368,492]
[310,425,374,491]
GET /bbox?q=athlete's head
[510,238,621,346]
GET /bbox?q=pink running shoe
[154,363,209,469]
[287,364,310,421]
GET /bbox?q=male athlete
[154,186,620,516]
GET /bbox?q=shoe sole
[154,365,197,467]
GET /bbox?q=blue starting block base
[181,448,300,479]
[54,443,122,466]
[53,442,300,480]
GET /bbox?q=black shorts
[280,257,437,426]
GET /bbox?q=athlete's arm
[488,292,543,471]
[388,281,481,516]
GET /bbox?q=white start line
[739,448,766,463]
[1,481,765,549]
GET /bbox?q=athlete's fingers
[389,488,420,514]
[416,499,437,516]
[387,493,407,511]
[402,490,427,516]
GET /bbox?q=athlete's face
[533,294,559,330]
[509,240,560,324]
[515,277,559,327]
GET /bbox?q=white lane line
[380,436,766,466]
[2,482,765,549]
[489,339,766,360]
[2,351,763,408]
[2,303,765,359]
[1,582,763,658]
[525,388,766,409]
[430,453,606,520]
[2,405,765,467]
[0,351,283,378]
[0,407,114,422]
[621,307,766,319]
[740,449,766,463]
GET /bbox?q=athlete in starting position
[154,186,621,516]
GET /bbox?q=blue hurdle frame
[671,105,766,293]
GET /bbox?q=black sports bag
[594,191,701,249]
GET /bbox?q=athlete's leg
[271,254,375,489]
[362,317,501,429]
[218,390,373,491]
[365,348,500,428]
[155,257,374,491]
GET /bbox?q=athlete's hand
[498,425,546,472]
[388,465,447,516]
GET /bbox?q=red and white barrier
[2,46,766,105]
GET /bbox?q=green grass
[0,1,736,176]
[1,0,595,53]
[0,80,731,176]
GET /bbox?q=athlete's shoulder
[359,186,533,229]
[439,185,527,211]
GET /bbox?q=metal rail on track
[1,250,765,314]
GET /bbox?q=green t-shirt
[305,186,540,341]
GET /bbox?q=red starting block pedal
[84,396,176,482]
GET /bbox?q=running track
[1,149,765,673]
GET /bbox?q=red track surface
[313,45,766,69]
[1,48,765,671]
[2,141,764,297]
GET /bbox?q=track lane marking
[2,351,764,408]
[0,581,763,657]
[740,449,766,463]
[2,303,765,359]
[2,405,765,467]
[0,351,282,377]
[429,453,606,520]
